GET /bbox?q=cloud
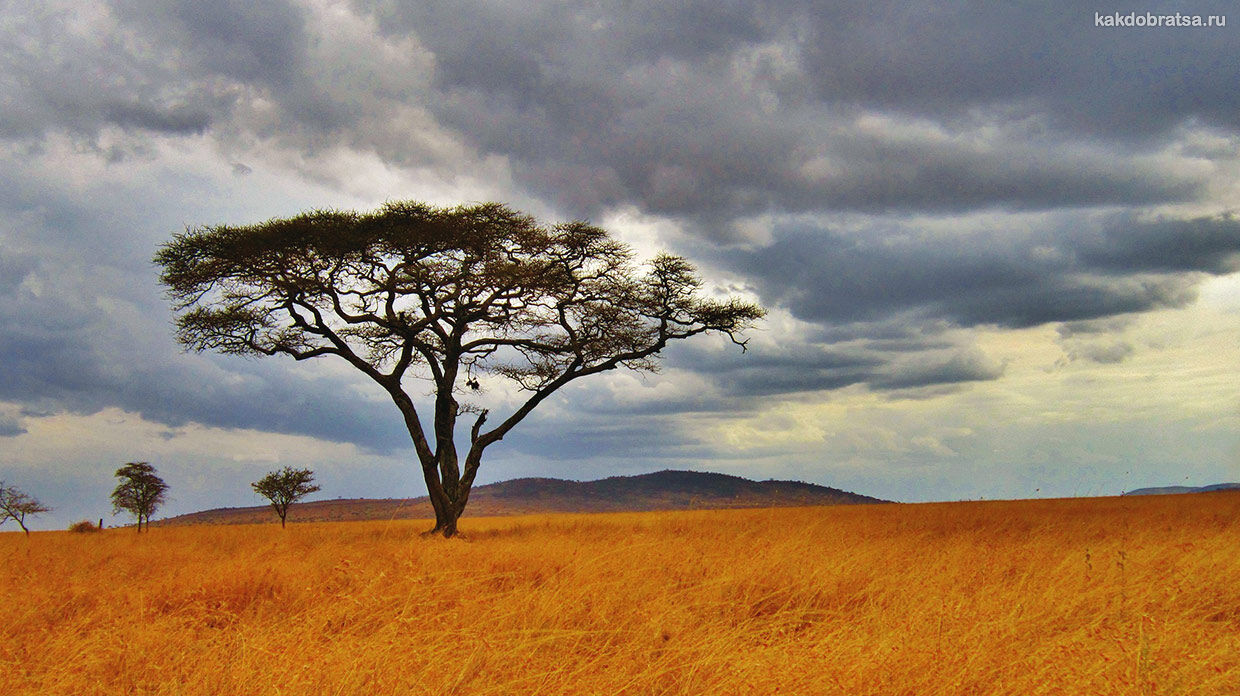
[1077,214,1240,274]
[796,1,1240,139]
[1055,317,1135,338]
[500,410,712,463]
[660,328,1007,399]
[340,0,1229,225]
[1054,318,1137,365]
[725,212,1240,330]
[3,0,1234,227]
[1065,341,1134,365]
[0,2,229,142]
[0,277,410,451]
[869,349,1006,390]
[0,413,25,437]
[0,132,421,454]
[110,0,312,88]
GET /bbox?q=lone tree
[111,462,169,532]
[156,201,763,537]
[252,467,321,528]
[0,483,51,536]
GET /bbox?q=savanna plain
[3,493,1238,695]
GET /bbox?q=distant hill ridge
[1123,483,1240,496]
[159,469,890,526]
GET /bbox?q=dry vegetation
[2,493,1238,695]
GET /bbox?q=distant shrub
[69,520,101,533]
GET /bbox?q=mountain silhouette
[1122,482,1240,496]
[159,469,889,526]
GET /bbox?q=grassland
[2,493,1238,695]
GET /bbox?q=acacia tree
[0,483,51,536]
[252,467,321,528]
[111,462,169,532]
[156,201,763,537]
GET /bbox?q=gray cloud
[0,251,35,293]
[798,1,1240,139]
[665,343,878,398]
[1055,317,1136,338]
[869,349,1005,390]
[726,213,1239,330]
[642,327,1008,401]
[1065,341,1134,365]
[1055,318,1138,365]
[501,411,712,463]
[0,273,409,451]
[1078,214,1240,274]
[0,413,25,437]
[0,3,230,142]
[102,101,212,135]
[111,0,311,88]
[346,0,1227,223]
[3,1,1220,225]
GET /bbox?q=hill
[157,469,889,526]
[1123,482,1240,496]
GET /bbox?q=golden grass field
[3,493,1239,695]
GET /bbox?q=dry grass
[3,493,1238,695]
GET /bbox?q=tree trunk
[431,505,461,538]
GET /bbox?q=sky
[2,0,1238,531]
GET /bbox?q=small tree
[252,467,321,528]
[0,483,51,536]
[156,201,763,537]
[110,462,169,533]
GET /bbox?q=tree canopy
[111,462,169,532]
[0,483,51,536]
[156,201,763,536]
[252,467,321,528]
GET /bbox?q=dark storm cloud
[798,1,1240,139]
[800,134,1200,214]
[663,343,881,398]
[727,213,1238,329]
[110,0,310,87]
[1078,215,1240,274]
[347,0,1227,222]
[659,333,1003,399]
[0,268,409,452]
[3,0,1231,221]
[101,101,212,136]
